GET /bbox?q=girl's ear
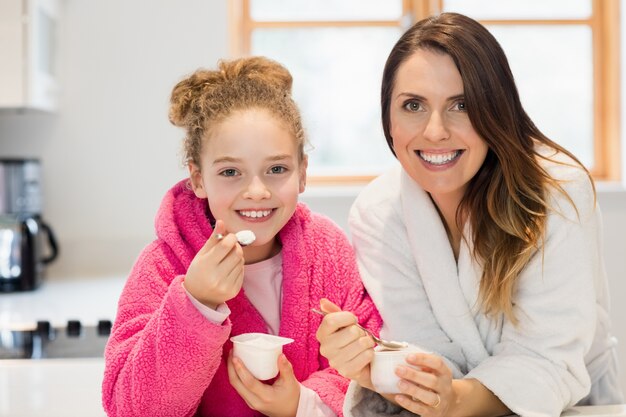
[298,155,308,194]
[188,162,208,198]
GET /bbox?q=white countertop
[0,276,126,330]
[1,277,625,416]
[0,356,623,417]
[562,405,626,416]
[0,358,106,417]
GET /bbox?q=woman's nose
[423,112,450,142]
[243,176,271,200]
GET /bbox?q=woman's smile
[416,149,464,169]
[390,49,488,204]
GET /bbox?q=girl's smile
[236,208,276,222]
[189,107,307,264]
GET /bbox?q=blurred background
[0,1,624,412]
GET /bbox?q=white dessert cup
[370,345,429,394]
[230,333,294,380]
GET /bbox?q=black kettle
[0,214,58,291]
[0,158,59,292]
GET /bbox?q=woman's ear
[188,162,208,198]
[298,155,308,193]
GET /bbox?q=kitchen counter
[0,358,106,417]
[0,276,126,331]
[0,356,624,417]
[1,278,625,416]
[562,406,626,416]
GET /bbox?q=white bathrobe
[345,155,623,416]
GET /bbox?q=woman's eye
[269,166,287,174]
[453,101,467,111]
[404,101,422,112]
[219,168,239,177]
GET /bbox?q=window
[230,0,620,182]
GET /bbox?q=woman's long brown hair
[381,13,593,323]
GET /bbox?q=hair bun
[168,56,292,127]
[168,69,220,127]
[221,56,293,94]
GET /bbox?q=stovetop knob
[67,320,82,337]
[97,320,112,336]
[36,320,51,339]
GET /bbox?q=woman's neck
[429,191,465,261]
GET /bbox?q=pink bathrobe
[102,180,381,417]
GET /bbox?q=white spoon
[215,230,256,246]
[234,230,256,246]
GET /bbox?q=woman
[316,12,623,417]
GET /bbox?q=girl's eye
[219,168,239,177]
[269,166,287,174]
[404,101,422,112]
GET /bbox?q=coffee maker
[0,158,58,292]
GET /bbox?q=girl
[102,56,380,417]
[316,13,623,417]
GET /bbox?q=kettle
[0,158,58,292]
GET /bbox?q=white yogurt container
[230,333,294,380]
[370,345,429,393]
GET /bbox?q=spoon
[311,308,408,351]
[215,230,256,246]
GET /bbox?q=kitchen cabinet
[0,0,60,111]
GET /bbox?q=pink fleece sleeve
[300,219,383,416]
[102,244,231,417]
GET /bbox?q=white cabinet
[0,0,60,111]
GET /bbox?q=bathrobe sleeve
[102,242,231,417]
[348,169,467,377]
[466,168,599,416]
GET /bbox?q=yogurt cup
[230,333,294,380]
[370,345,429,393]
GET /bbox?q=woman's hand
[392,352,454,417]
[315,298,376,389]
[184,220,245,309]
[227,351,300,417]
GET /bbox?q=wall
[0,0,226,276]
[0,1,624,399]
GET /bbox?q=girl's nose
[243,176,271,200]
[423,112,450,142]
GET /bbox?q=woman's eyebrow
[396,92,426,100]
[395,92,465,101]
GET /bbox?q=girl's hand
[227,351,300,417]
[184,220,245,309]
[315,298,376,389]
[392,352,454,417]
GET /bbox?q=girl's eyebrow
[212,154,293,165]
[266,154,292,162]
[212,156,241,165]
